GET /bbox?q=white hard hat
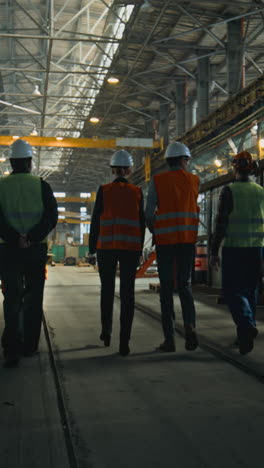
[10,139,33,159]
[165,142,191,159]
[110,149,134,167]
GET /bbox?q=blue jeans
[156,243,196,343]
[222,247,262,333]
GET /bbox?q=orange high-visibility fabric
[97,182,142,251]
[153,170,200,245]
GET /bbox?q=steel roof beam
[153,7,264,44]
[14,0,49,35]
[0,33,120,43]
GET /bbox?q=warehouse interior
[0,0,263,274]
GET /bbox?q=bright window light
[54,192,66,197]
[80,207,87,212]
[58,207,66,212]
[58,215,66,219]
[80,192,91,198]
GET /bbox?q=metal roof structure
[0,0,264,192]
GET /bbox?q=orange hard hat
[231,151,253,172]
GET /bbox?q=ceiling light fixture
[107,76,120,84]
[0,156,6,162]
[140,0,155,13]
[89,117,100,123]
[12,135,20,140]
[33,85,41,96]
[214,158,222,168]
[30,127,38,136]
[56,136,63,141]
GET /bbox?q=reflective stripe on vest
[224,182,264,248]
[153,170,200,245]
[97,182,142,251]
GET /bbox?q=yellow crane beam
[0,135,161,150]
[56,194,96,203]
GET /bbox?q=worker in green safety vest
[0,139,58,368]
[210,151,264,355]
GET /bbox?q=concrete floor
[1,265,264,468]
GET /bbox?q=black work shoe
[185,328,198,351]
[3,355,19,368]
[100,333,111,347]
[119,342,130,356]
[156,341,175,352]
[238,327,256,355]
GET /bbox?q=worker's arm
[210,185,233,258]
[89,186,103,255]
[27,179,58,242]
[145,178,157,233]
[0,207,20,244]
[139,188,145,252]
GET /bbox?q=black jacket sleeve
[210,186,233,256]
[0,208,20,244]
[27,179,58,242]
[89,186,103,254]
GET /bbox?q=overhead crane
[0,135,161,150]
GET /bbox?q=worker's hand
[88,254,96,266]
[18,235,31,249]
[209,255,220,271]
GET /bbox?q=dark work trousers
[96,249,140,343]
[1,243,47,356]
[156,243,196,344]
[222,247,262,333]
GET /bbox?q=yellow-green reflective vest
[0,173,44,241]
[224,181,264,248]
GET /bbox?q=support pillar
[227,19,244,96]
[197,53,210,121]
[175,78,186,137]
[159,101,170,147]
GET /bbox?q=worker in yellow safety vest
[145,141,200,352]
[0,139,58,367]
[210,151,264,355]
[88,150,145,356]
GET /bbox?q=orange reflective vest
[153,170,200,245]
[97,182,142,251]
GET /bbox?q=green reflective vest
[0,173,44,239]
[224,181,264,248]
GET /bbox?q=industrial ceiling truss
[0,0,263,191]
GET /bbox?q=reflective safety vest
[0,173,44,242]
[153,170,200,245]
[97,182,142,251]
[224,181,264,248]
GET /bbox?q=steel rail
[42,313,80,468]
[133,301,264,384]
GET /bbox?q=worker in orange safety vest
[145,141,200,352]
[88,150,145,356]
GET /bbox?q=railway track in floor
[133,300,264,385]
[41,295,264,468]
[42,313,80,468]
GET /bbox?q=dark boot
[185,327,198,351]
[100,333,111,347]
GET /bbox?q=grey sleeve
[145,178,157,232]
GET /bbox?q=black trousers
[156,243,196,343]
[1,243,47,356]
[97,249,140,343]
